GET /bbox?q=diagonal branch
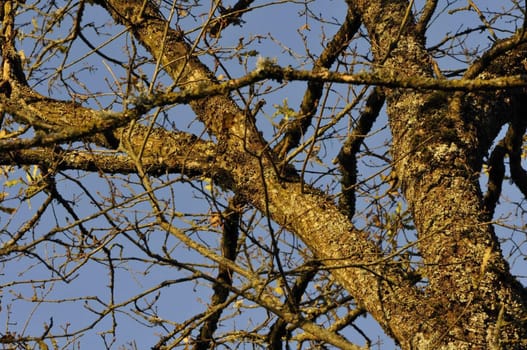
[275,6,361,159]
[267,261,320,350]
[416,0,438,35]
[195,196,243,350]
[336,87,385,219]
[208,0,255,37]
[93,0,430,344]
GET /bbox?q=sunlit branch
[416,0,438,35]
[0,145,217,178]
[123,65,527,113]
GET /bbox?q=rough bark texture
[90,1,527,347]
[2,0,527,349]
[90,0,432,345]
[351,1,527,348]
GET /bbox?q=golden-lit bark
[2,1,527,349]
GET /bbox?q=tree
[1,0,527,349]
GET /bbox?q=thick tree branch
[0,140,217,180]
[352,0,527,347]
[507,118,527,198]
[336,87,385,219]
[94,0,427,344]
[416,0,438,36]
[484,104,527,217]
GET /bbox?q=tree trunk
[351,0,527,348]
[79,0,527,348]
[3,0,527,348]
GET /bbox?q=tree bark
[54,0,527,348]
[351,0,527,348]
[5,0,527,348]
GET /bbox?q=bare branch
[275,6,361,159]
[336,87,385,219]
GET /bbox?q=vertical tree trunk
[352,1,527,348]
